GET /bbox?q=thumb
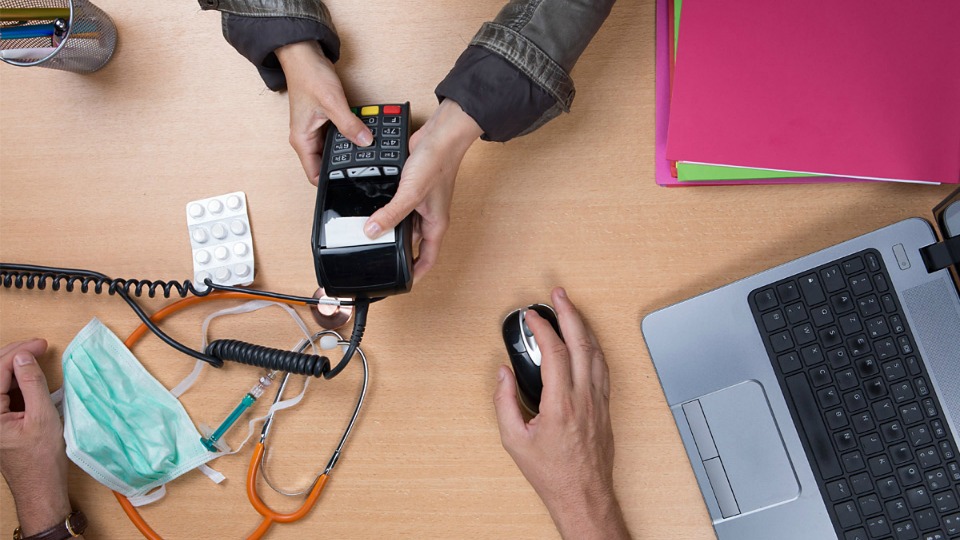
[364,179,421,239]
[493,366,526,445]
[325,102,373,148]
[12,352,54,419]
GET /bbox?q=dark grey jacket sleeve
[437,0,615,142]
[199,0,339,91]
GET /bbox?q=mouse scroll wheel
[519,313,542,366]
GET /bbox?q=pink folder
[655,0,855,187]
[666,1,960,185]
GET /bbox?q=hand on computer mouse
[493,288,631,540]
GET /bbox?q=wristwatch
[12,511,86,540]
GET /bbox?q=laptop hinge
[920,235,960,273]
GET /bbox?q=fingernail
[556,287,567,299]
[364,221,381,239]
[497,367,507,381]
[14,352,35,366]
[357,130,373,146]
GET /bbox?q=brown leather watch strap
[14,511,87,540]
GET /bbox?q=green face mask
[61,318,216,502]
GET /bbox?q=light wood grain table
[1,1,954,538]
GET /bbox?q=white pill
[195,250,211,264]
[195,271,211,289]
[189,204,205,218]
[208,199,224,214]
[215,267,231,281]
[234,263,250,277]
[319,335,339,350]
[233,242,249,256]
[192,228,209,244]
[226,195,242,210]
[214,246,229,260]
[230,220,246,235]
[211,223,227,239]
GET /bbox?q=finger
[320,94,373,148]
[412,218,448,281]
[289,129,324,185]
[0,339,47,398]
[551,288,596,390]
[12,352,54,419]
[493,365,526,448]
[365,178,424,240]
[525,310,572,400]
[0,338,47,360]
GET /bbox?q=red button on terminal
[383,105,401,115]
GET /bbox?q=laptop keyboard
[750,249,960,540]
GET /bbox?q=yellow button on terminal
[360,106,380,116]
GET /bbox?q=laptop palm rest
[683,381,799,519]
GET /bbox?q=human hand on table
[0,339,74,537]
[363,98,482,280]
[493,288,631,540]
[275,40,374,185]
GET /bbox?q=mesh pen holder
[0,0,116,73]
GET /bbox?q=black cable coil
[206,339,331,377]
[1,269,207,298]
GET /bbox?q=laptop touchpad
[698,381,799,515]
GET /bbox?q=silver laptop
[642,190,960,540]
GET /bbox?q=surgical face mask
[60,318,218,504]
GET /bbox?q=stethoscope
[246,330,369,538]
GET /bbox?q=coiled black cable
[205,340,331,376]
[0,262,371,377]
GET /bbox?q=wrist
[547,487,630,540]
[431,99,483,154]
[275,40,323,70]
[14,492,72,536]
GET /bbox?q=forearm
[437,0,615,142]
[201,0,339,91]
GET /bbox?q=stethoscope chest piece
[311,287,353,329]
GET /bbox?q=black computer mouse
[502,303,562,415]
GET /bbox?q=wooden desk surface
[1,1,953,538]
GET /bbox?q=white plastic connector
[319,335,340,350]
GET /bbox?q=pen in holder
[0,0,116,73]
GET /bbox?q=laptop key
[777,281,801,302]
[835,501,861,528]
[799,274,826,305]
[859,494,883,516]
[844,528,868,540]
[868,516,891,537]
[822,265,845,292]
[892,520,918,540]
[913,508,938,531]
[755,289,778,310]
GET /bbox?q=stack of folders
[655,0,960,187]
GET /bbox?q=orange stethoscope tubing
[112,291,368,539]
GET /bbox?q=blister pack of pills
[185,192,254,290]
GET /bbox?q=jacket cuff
[471,21,575,112]
[435,45,560,143]
[221,13,340,91]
